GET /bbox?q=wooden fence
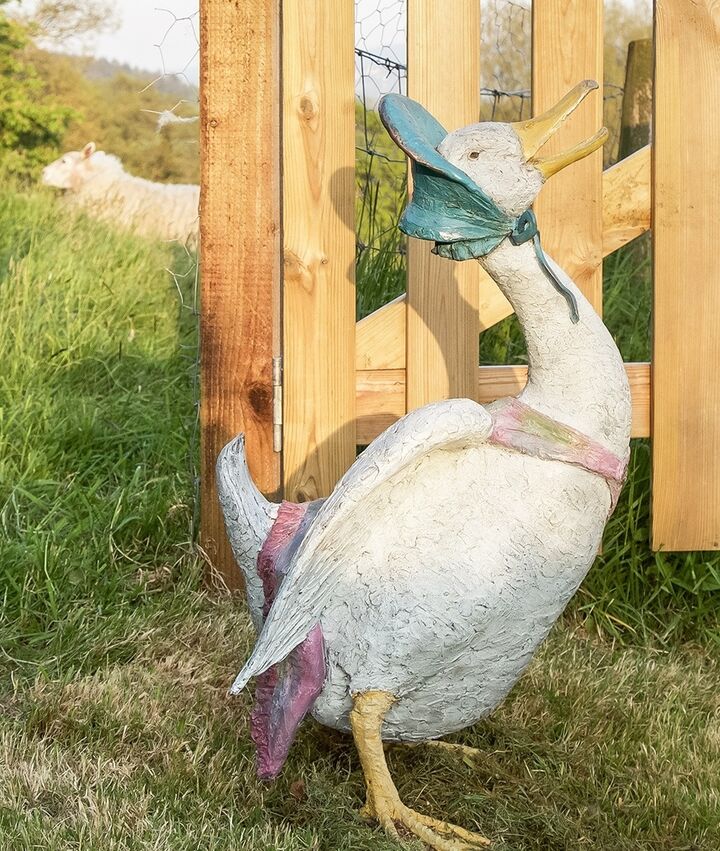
[200,0,720,586]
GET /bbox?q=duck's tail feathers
[228,624,313,696]
[216,434,279,630]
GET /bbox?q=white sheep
[42,142,199,249]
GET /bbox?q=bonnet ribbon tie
[507,210,580,324]
[377,94,581,324]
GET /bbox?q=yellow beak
[511,80,608,179]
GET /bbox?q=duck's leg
[350,691,491,850]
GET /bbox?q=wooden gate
[200,0,720,585]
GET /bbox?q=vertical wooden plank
[283,0,356,501]
[406,1,481,409]
[532,1,604,311]
[652,0,720,551]
[200,0,281,588]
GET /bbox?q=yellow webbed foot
[400,739,485,766]
[351,691,491,850]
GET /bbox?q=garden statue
[217,80,631,850]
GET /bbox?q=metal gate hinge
[272,356,283,453]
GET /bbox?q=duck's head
[438,80,607,216]
[379,81,607,260]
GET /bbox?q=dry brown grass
[2,601,719,851]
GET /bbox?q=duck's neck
[478,238,631,456]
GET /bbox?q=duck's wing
[229,398,493,694]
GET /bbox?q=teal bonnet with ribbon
[378,93,579,323]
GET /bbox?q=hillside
[32,49,200,184]
[82,55,199,99]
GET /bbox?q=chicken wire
[150,7,202,540]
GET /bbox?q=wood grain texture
[355,296,405,370]
[532,0,604,310]
[652,0,720,550]
[282,0,356,502]
[603,145,651,256]
[406,0,481,409]
[356,363,650,444]
[200,0,281,588]
[355,274,513,374]
[478,270,513,331]
[356,369,405,444]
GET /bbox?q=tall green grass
[356,235,406,320]
[0,188,204,679]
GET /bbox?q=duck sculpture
[217,80,631,850]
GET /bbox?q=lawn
[1,187,719,850]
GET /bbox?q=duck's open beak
[512,80,608,179]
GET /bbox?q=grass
[1,187,719,849]
[1,607,718,850]
[0,187,202,678]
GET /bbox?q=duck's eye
[468,151,480,160]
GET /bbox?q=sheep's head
[42,142,98,190]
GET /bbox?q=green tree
[0,1,74,177]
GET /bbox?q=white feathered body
[309,443,609,740]
[219,236,632,742]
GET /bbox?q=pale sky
[13,0,200,82]
[12,0,402,85]
[14,0,644,88]
[91,0,396,84]
[92,0,199,82]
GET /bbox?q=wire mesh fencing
[354,0,637,267]
[149,7,202,540]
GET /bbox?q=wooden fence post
[282,0,357,502]
[532,0,604,312]
[406,1,482,409]
[652,0,720,550]
[200,0,281,587]
[619,39,652,160]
